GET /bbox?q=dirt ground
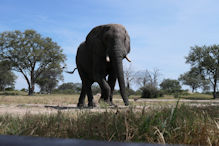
[0,98,219,116]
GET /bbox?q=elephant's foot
[124,101,129,106]
[77,103,85,108]
[99,98,117,107]
[109,101,118,108]
[88,102,96,108]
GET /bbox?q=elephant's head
[103,24,131,105]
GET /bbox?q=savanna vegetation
[0,104,218,145]
[1,29,219,145]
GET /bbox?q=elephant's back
[86,24,126,41]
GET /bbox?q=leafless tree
[135,68,161,88]
[123,64,135,90]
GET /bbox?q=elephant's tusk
[106,55,110,62]
[125,56,131,62]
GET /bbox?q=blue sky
[1,0,219,90]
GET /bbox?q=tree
[135,68,160,88]
[124,64,136,96]
[36,65,64,94]
[185,45,219,98]
[0,61,17,91]
[57,82,82,93]
[0,30,66,95]
[160,79,181,94]
[135,69,161,98]
[91,83,101,95]
[179,67,205,92]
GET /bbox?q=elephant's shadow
[44,105,79,110]
[44,105,123,110]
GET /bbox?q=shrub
[20,88,28,92]
[126,88,136,97]
[141,85,161,98]
[52,89,75,94]
[5,87,14,91]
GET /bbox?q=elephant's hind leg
[77,81,95,108]
[86,84,96,108]
[77,85,86,108]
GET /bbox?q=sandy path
[0,99,218,116]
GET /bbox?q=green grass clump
[181,93,213,100]
[0,105,218,145]
[0,90,27,96]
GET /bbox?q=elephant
[75,24,131,107]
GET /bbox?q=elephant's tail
[65,68,78,74]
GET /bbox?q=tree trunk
[28,83,35,95]
[192,87,194,93]
[213,78,217,99]
[28,70,35,96]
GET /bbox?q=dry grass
[0,93,219,145]
[0,105,218,145]
[0,94,79,105]
[0,93,218,108]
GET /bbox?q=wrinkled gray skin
[76,24,131,107]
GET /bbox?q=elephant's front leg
[97,78,111,102]
[108,73,117,105]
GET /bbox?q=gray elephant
[75,24,131,107]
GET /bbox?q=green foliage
[141,85,162,98]
[0,61,17,91]
[20,88,28,92]
[5,87,14,91]
[126,87,136,96]
[0,30,66,95]
[36,65,63,94]
[91,84,101,95]
[179,67,210,92]
[53,89,76,94]
[186,45,219,98]
[160,79,181,94]
[0,90,27,96]
[0,105,218,145]
[54,82,82,94]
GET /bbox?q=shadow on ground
[44,105,79,110]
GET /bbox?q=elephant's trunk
[112,57,129,106]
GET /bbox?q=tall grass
[0,105,218,145]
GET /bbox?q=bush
[52,89,75,94]
[20,88,28,92]
[158,90,164,97]
[5,87,14,91]
[141,85,161,98]
[0,90,27,96]
[126,88,136,96]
